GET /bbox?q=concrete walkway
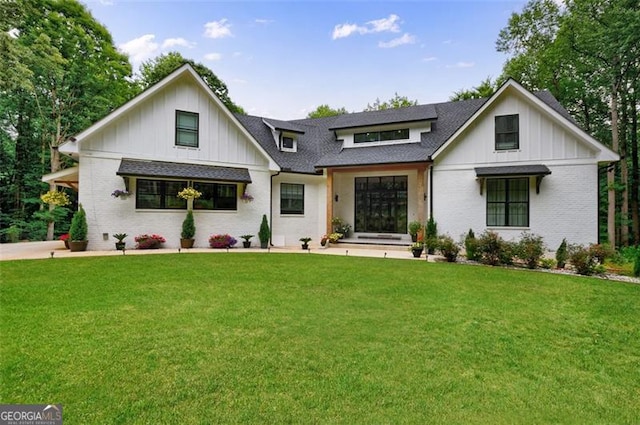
[0,240,422,262]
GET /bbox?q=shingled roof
[117,159,252,182]
[234,88,575,173]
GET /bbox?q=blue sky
[85,0,528,120]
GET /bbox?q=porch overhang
[474,164,551,195]
[41,166,79,191]
[116,159,252,183]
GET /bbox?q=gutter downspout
[429,163,434,219]
[270,170,281,246]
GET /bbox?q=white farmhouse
[44,64,618,250]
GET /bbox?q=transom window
[487,177,529,227]
[136,179,188,209]
[193,182,237,210]
[354,128,410,144]
[176,110,199,148]
[495,114,519,150]
[280,183,304,214]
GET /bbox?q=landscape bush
[209,234,238,249]
[589,243,615,264]
[568,244,599,276]
[477,231,506,266]
[555,238,568,269]
[437,234,460,262]
[516,232,545,269]
[464,229,480,261]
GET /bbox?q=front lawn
[1,253,638,424]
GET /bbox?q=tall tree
[494,0,640,246]
[364,93,417,111]
[306,104,348,119]
[137,52,245,114]
[450,77,500,101]
[1,0,134,241]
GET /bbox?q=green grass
[1,253,639,424]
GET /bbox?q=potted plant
[113,233,127,250]
[208,234,237,249]
[135,234,166,249]
[258,214,270,249]
[68,204,88,252]
[59,233,70,249]
[240,234,254,248]
[331,217,351,239]
[408,221,423,242]
[300,237,312,250]
[180,210,196,248]
[409,242,424,258]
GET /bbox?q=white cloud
[232,78,247,84]
[332,14,403,40]
[332,23,364,40]
[162,38,196,49]
[367,14,400,33]
[255,19,274,25]
[442,39,453,45]
[447,61,476,68]
[232,52,242,58]
[119,34,159,64]
[378,33,415,48]
[204,52,222,61]
[204,19,232,39]
[422,56,438,62]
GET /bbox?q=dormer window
[280,135,297,152]
[354,128,409,144]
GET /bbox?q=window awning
[116,159,252,183]
[474,164,551,194]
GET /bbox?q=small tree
[464,229,480,261]
[555,238,568,269]
[258,214,270,248]
[181,210,195,239]
[425,216,438,254]
[69,205,88,241]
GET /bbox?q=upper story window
[495,114,519,150]
[176,110,199,148]
[354,128,410,144]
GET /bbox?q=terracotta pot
[180,238,194,249]
[69,240,88,252]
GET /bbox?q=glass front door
[354,176,408,233]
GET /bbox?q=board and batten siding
[81,75,268,168]
[432,92,601,249]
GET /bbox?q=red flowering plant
[59,233,70,241]
[208,234,237,249]
[135,234,166,249]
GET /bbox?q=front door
[354,176,408,233]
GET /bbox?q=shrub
[259,214,270,246]
[437,235,460,262]
[135,234,166,249]
[500,240,517,266]
[464,229,480,261]
[589,243,614,264]
[181,210,195,239]
[477,231,505,266]
[540,258,556,269]
[516,232,545,269]
[209,234,237,249]
[555,238,568,269]
[634,248,640,278]
[568,244,598,276]
[425,217,438,254]
[69,205,88,241]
